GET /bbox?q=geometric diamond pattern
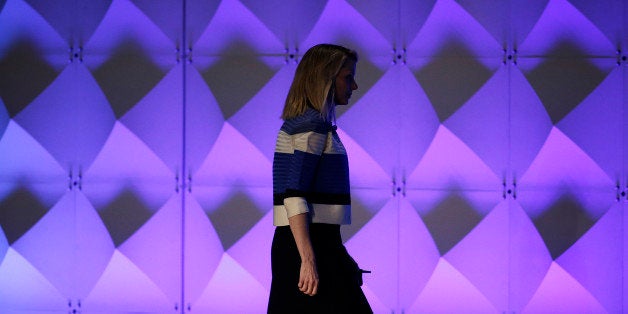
[1,0,627,313]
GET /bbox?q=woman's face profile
[333,60,358,106]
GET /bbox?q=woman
[268,44,372,313]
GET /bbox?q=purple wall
[0,0,626,312]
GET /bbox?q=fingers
[298,276,318,295]
[299,278,318,296]
[298,263,319,296]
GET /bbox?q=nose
[351,79,358,90]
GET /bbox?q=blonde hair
[281,44,358,121]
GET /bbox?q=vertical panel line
[181,0,187,312]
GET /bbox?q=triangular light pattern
[120,66,182,169]
[557,67,622,179]
[185,66,225,172]
[342,188,390,242]
[84,0,173,69]
[302,0,391,68]
[339,67,401,174]
[522,262,606,313]
[229,64,296,161]
[341,66,439,174]
[345,198,398,309]
[15,64,115,168]
[519,0,614,56]
[0,248,65,310]
[509,66,553,175]
[398,198,440,309]
[508,201,552,311]
[118,195,181,301]
[128,0,182,45]
[445,66,509,176]
[0,120,65,182]
[72,192,116,297]
[25,0,112,45]
[194,0,283,54]
[407,125,500,190]
[445,201,509,310]
[227,210,274,290]
[0,0,67,67]
[83,250,171,312]
[409,258,497,313]
[556,203,622,313]
[239,0,326,46]
[350,0,437,47]
[455,0,509,44]
[520,127,613,190]
[407,0,501,58]
[184,0,222,45]
[569,0,623,45]
[192,253,268,312]
[183,195,224,303]
[194,122,270,186]
[509,0,549,48]
[83,121,173,211]
[360,284,389,314]
[12,192,76,297]
[336,129,389,189]
[396,65,440,175]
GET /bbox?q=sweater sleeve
[280,130,328,218]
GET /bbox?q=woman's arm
[288,212,319,296]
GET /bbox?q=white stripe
[293,131,326,154]
[275,131,347,155]
[284,197,309,217]
[275,131,293,153]
[273,203,351,226]
[324,133,347,155]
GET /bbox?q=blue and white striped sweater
[272,109,351,226]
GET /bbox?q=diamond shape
[0,40,59,117]
[422,193,483,255]
[92,41,166,119]
[522,44,609,124]
[0,187,48,245]
[98,189,153,247]
[207,191,263,251]
[415,41,493,122]
[532,194,596,260]
[200,41,276,120]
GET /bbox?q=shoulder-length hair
[281,44,358,121]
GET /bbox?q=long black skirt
[268,223,372,314]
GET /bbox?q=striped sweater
[272,108,351,226]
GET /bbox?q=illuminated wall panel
[0,0,626,313]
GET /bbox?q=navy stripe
[273,192,351,205]
[280,109,333,135]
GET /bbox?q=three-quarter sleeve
[275,130,327,219]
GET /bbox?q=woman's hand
[298,259,319,296]
[287,212,318,296]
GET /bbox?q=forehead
[341,59,356,73]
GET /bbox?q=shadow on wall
[0,40,59,117]
[523,41,608,125]
[92,40,166,119]
[0,187,48,245]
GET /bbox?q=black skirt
[268,223,372,314]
